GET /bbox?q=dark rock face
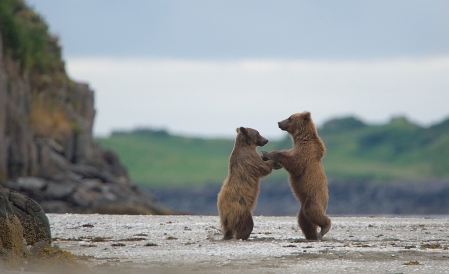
[0,32,172,215]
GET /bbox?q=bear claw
[261,151,272,160]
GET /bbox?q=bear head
[235,127,269,147]
[278,111,317,140]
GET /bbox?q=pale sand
[44,214,449,273]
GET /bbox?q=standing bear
[218,127,280,240]
[262,111,331,240]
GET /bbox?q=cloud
[66,56,449,139]
[26,0,449,59]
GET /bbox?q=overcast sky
[25,0,449,139]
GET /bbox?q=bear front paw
[261,151,272,161]
[273,161,282,170]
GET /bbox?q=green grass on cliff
[96,116,449,187]
[0,0,65,74]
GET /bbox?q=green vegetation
[0,0,65,74]
[96,116,449,187]
[321,116,449,181]
[320,118,434,181]
[97,129,288,187]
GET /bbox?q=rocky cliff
[0,1,172,215]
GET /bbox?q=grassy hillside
[96,129,289,187]
[320,116,449,181]
[96,116,449,187]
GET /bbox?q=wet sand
[43,214,449,273]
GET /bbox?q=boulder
[45,182,75,200]
[17,177,47,191]
[0,186,26,269]
[0,186,51,246]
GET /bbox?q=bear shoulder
[313,136,326,159]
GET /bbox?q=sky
[25,0,449,139]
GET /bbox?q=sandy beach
[30,214,449,273]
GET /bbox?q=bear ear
[238,127,248,135]
[303,111,311,121]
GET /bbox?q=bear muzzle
[257,139,269,147]
[278,119,290,131]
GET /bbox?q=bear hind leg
[298,208,318,240]
[319,218,331,238]
[235,210,254,240]
[222,230,233,240]
[221,217,234,240]
[301,201,331,239]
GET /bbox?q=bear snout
[257,139,269,147]
[278,120,289,131]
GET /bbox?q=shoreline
[35,214,449,273]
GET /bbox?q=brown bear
[262,111,331,240]
[217,127,280,240]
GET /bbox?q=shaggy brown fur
[262,111,331,240]
[217,127,280,240]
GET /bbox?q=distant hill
[96,116,449,187]
[96,128,287,187]
[320,116,449,181]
